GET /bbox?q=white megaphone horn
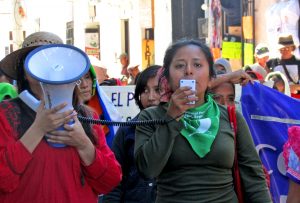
[23,44,90,148]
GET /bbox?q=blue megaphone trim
[24,44,90,84]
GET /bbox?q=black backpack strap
[269,58,279,72]
[281,60,298,84]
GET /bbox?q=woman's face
[211,82,235,106]
[140,76,160,108]
[25,71,43,100]
[168,44,211,103]
[76,72,93,104]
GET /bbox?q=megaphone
[24,44,90,147]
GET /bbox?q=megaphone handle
[19,90,41,111]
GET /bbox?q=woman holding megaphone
[0,32,121,203]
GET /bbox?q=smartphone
[180,79,196,104]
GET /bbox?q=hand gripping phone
[180,79,196,104]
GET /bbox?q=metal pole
[241,0,244,67]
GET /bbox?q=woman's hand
[211,69,253,89]
[46,113,91,148]
[20,101,75,153]
[46,113,95,165]
[32,101,75,135]
[228,69,253,86]
[166,86,198,120]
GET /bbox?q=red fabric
[227,106,270,202]
[245,70,264,82]
[291,93,300,99]
[157,67,173,102]
[227,105,244,203]
[0,102,122,203]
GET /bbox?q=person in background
[0,82,18,102]
[75,70,94,105]
[267,34,300,97]
[247,43,270,78]
[210,74,272,190]
[127,64,141,85]
[77,59,123,149]
[134,38,271,202]
[102,65,161,203]
[100,78,123,86]
[283,126,300,203]
[210,81,235,106]
[244,66,265,83]
[119,53,130,82]
[265,71,291,96]
[88,55,109,84]
[0,31,122,203]
[213,58,232,74]
[209,72,242,112]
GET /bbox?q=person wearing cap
[127,63,141,85]
[246,43,270,79]
[213,58,232,74]
[267,34,300,97]
[0,31,121,203]
[88,55,109,84]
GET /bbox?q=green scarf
[180,95,220,158]
[0,83,18,102]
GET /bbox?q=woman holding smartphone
[134,39,271,203]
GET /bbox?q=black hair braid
[75,104,98,145]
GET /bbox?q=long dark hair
[162,38,216,81]
[74,104,98,145]
[16,55,33,96]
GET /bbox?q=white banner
[100,85,139,121]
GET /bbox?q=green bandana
[0,83,18,102]
[180,95,220,158]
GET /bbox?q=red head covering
[157,67,172,102]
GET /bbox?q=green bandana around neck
[180,95,220,158]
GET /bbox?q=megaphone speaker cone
[25,44,90,84]
[24,44,91,148]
